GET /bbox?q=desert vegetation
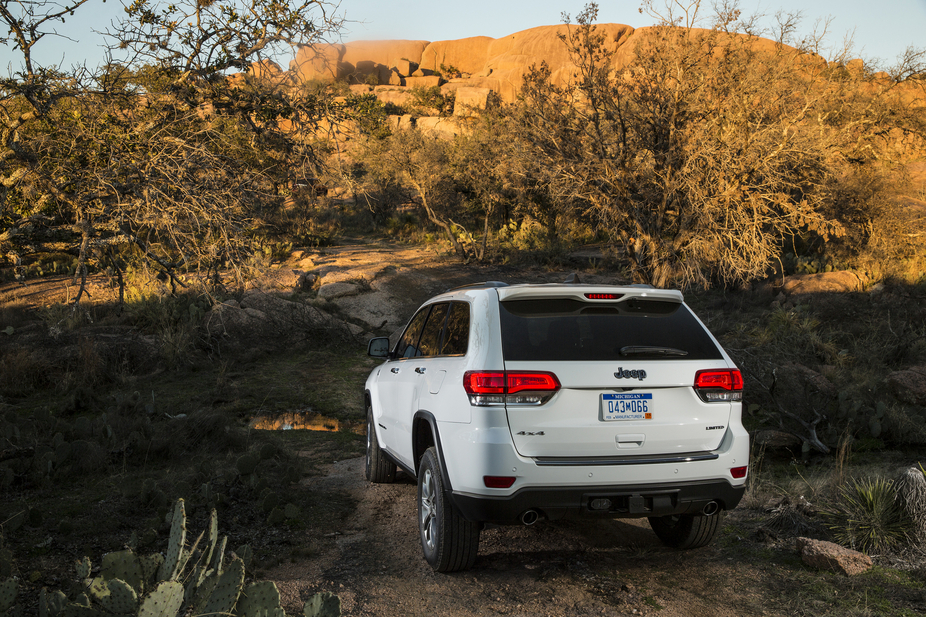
[2,0,926,614]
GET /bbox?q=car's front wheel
[648,512,723,549]
[365,405,395,483]
[417,447,480,572]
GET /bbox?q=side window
[417,303,449,357]
[394,306,431,359]
[440,302,470,356]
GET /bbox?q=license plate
[602,393,653,421]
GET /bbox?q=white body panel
[364,283,749,515]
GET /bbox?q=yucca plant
[825,477,912,553]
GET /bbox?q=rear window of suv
[499,298,723,361]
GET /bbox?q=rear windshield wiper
[620,346,689,357]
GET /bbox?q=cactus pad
[139,554,164,591]
[0,548,12,578]
[190,570,218,613]
[303,592,341,617]
[100,579,138,614]
[259,443,276,460]
[211,536,227,574]
[198,557,244,616]
[102,550,144,593]
[236,454,259,476]
[156,499,186,582]
[75,557,91,580]
[138,581,183,617]
[235,581,281,617]
[234,545,253,568]
[86,578,109,603]
[0,577,18,612]
[46,590,67,615]
[204,509,218,567]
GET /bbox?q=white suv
[364,280,749,572]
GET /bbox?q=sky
[2,0,925,74]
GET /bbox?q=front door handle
[415,367,427,374]
[390,367,400,374]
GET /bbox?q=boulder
[795,537,872,576]
[387,115,414,131]
[420,37,494,75]
[781,271,868,296]
[341,39,429,84]
[250,268,310,291]
[885,366,926,405]
[453,87,493,116]
[416,116,459,138]
[373,87,414,108]
[317,282,361,300]
[405,75,443,89]
[394,58,417,76]
[387,70,404,86]
[349,84,374,95]
[290,43,346,81]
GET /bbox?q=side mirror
[367,337,391,358]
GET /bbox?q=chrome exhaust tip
[702,501,720,516]
[520,510,539,525]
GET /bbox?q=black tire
[365,405,395,483]
[417,447,480,572]
[648,512,723,549]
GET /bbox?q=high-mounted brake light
[585,293,624,300]
[464,371,560,406]
[694,369,743,403]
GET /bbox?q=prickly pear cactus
[234,581,282,617]
[0,577,18,612]
[204,509,218,568]
[197,557,244,616]
[156,500,186,583]
[44,589,67,615]
[75,557,91,580]
[234,545,253,569]
[134,554,162,595]
[138,581,183,617]
[303,591,341,617]
[102,550,144,593]
[0,548,12,578]
[100,579,138,614]
[236,453,260,476]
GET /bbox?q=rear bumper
[451,478,745,525]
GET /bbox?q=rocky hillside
[230,22,926,141]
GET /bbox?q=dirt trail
[267,458,768,617]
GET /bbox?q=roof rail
[445,281,510,293]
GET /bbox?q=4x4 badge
[614,368,647,381]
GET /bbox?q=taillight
[694,369,743,403]
[464,371,560,406]
[731,466,748,479]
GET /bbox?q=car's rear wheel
[365,405,395,483]
[417,447,480,572]
[648,512,723,549]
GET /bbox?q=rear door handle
[390,367,400,374]
[415,367,427,374]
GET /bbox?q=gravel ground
[267,457,764,617]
